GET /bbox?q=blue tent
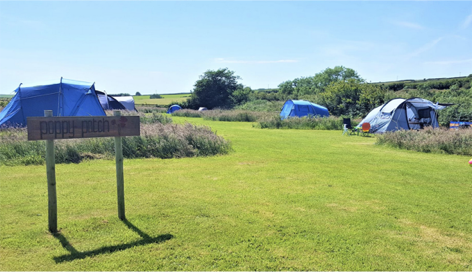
[167,105,182,114]
[0,78,106,127]
[280,100,329,119]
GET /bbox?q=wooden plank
[114,111,126,220]
[44,110,57,233]
[27,115,140,141]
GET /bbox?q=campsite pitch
[1,118,471,270]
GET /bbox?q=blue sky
[0,1,471,95]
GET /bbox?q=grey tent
[357,97,447,134]
[114,96,136,111]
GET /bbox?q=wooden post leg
[45,110,57,233]
[114,111,125,220]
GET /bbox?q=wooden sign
[26,115,140,141]
[32,111,137,233]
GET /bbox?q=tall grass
[139,112,173,125]
[172,109,276,122]
[137,106,167,114]
[235,99,285,112]
[0,123,231,166]
[376,127,472,156]
[257,116,357,130]
[171,109,203,118]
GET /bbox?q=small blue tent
[167,105,182,114]
[280,100,329,119]
[0,78,106,127]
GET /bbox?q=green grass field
[1,117,471,270]
[133,94,190,106]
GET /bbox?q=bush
[376,127,472,156]
[150,94,162,99]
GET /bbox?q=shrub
[150,94,162,99]
[376,127,472,156]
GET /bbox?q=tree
[135,92,142,96]
[230,87,252,105]
[276,66,363,98]
[312,66,363,92]
[321,79,363,116]
[189,68,243,109]
[278,80,295,96]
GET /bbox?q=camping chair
[342,118,353,136]
[361,122,371,136]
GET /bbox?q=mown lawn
[1,117,471,270]
[133,94,190,106]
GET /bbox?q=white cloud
[214,58,298,64]
[425,58,472,65]
[392,21,424,30]
[462,10,472,29]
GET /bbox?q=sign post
[27,111,140,232]
[114,111,125,220]
[44,110,57,233]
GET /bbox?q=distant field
[133,94,190,106]
[0,95,13,99]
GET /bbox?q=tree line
[177,67,472,125]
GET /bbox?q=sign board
[27,116,140,141]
